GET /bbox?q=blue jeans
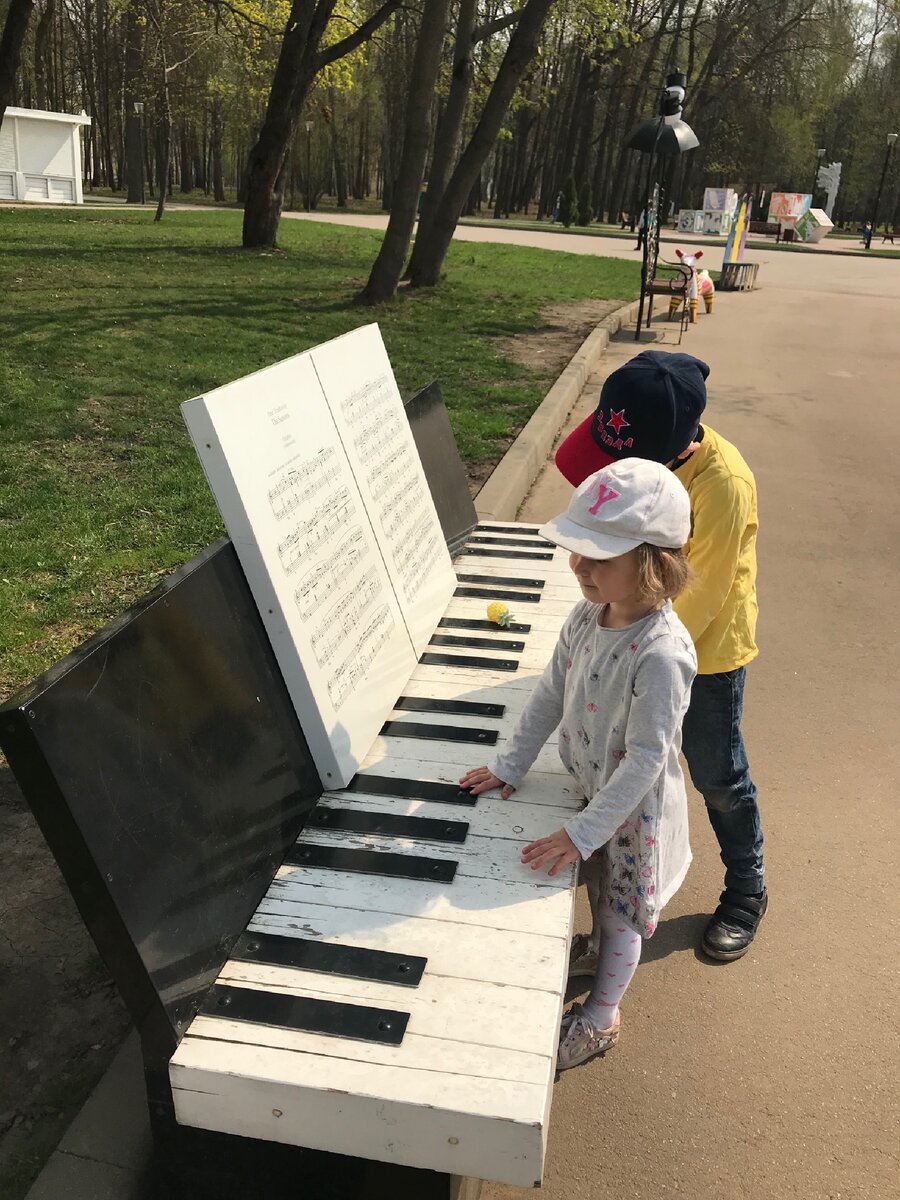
[681,668,765,895]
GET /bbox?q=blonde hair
[636,544,692,604]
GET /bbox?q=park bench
[747,220,781,240]
[645,258,692,341]
[0,352,582,1200]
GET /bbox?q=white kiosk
[0,107,91,203]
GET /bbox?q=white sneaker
[568,932,598,979]
[557,1003,620,1071]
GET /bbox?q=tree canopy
[2,0,899,247]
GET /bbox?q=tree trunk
[358,0,451,305]
[0,0,36,125]
[404,0,477,278]
[33,0,53,110]
[242,1,331,246]
[242,0,400,247]
[154,71,172,221]
[327,87,347,205]
[122,5,144,203]
[180,123,193,191]
[211,94,225,200]
[408,0,556,288]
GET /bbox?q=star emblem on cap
[606,409,630,436]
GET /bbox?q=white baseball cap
[539,459,691,560]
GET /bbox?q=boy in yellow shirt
[556,351,765,960]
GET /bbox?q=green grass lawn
[0,206,637,695]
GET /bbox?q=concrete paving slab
[57,1033,151,1173]
[25,1151,148,1200]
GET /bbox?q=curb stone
[474,299,641,522]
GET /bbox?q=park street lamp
[625,71,700,340]
[869,131,898,248]
[304,120,313,212]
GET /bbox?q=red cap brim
[555,414,616,486]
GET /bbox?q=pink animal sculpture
[669,248,715,322]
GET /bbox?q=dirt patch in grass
[495,298,623,375]
[467,297,624,494]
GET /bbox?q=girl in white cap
[460,459,696,1070]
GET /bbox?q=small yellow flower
[486,601,514,628]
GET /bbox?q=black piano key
[454,587,541,604]
[461,547,554,561]
[201,984,408,1045]
[307,806,469,844]
[230,930,428,986]
[456,572,545,590]
[429,633,525,652]
[467,535,550,549]
[476,524,541,535]
[285,843,457,884]
[380,719,498,746]
[419,651,518,672]
[439,617,531,634]
[342,775,478,806]
[394,694,506,718]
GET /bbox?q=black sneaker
[702,889,767,961]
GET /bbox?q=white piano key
[314,793,575,843]
[366,732,564,777]
[268,863,575,937]
[213,965,562,1051]
[456,554,575,578]
[383,702,561,747]
[183,1014,550,1084]
[295,826,573,889]
[247,898,566,991]
[349,758,581,808]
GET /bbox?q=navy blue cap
[556,351,709,484]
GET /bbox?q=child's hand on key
[459,766,515,800]
[521,828,581,877]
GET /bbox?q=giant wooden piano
[0,326,584,1198]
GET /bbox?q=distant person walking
[635,209,647,252]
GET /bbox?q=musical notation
[309,567,382,668]
[340,372,393,425]
[268,448,342,522]
[328,604,394,710]
[379,479,426,543]
[353,411,404,465]
[277,486,355,576]
[402,533,443,604]
[370,444,414,502]
[293,526,369,621]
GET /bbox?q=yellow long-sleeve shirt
[672,425,759,675]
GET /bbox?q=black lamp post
[305,120,313,212]
[626,71,700,340]
[870,131,898,248]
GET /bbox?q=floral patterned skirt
[579,803,660,938]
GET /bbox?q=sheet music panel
[181,326,456,789]
[311,326,454,658]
